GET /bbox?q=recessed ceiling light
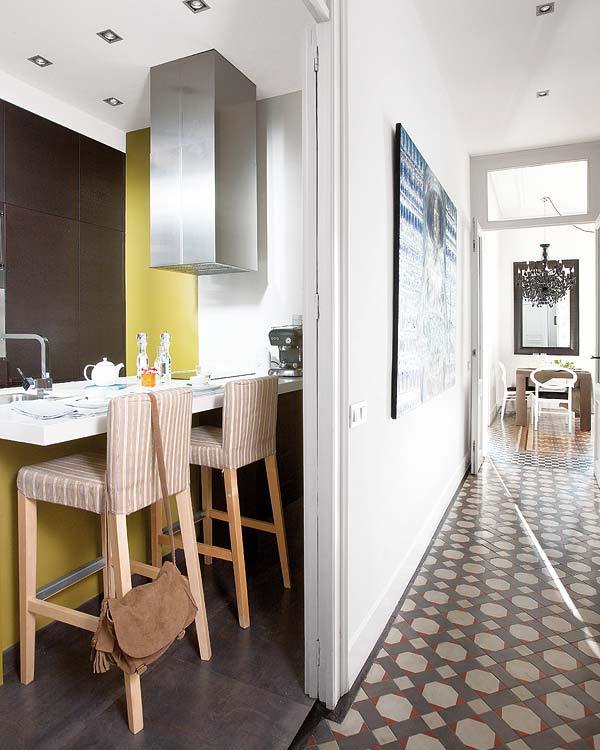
[536,89,550,98]
[104,97,123,107]
[183,0,210,13]
[97,29,123,44]
[536,2,555,15]
[28,55,53,68]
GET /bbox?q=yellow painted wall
[125,128,199,375]
[0,129,199,680]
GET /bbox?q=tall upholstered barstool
[153,376,291,629]
[17,388,211,734]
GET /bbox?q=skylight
[487,160,588,222]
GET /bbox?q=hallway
[309,413,600,749]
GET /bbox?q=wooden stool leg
[224,468,250,628]
[176,489,211,660]
[18,491,37,685]
[265,455,291,589]
[150,500,163,568]
[108,513,143,735]
[201,466,213,565]
[101,510,115,598]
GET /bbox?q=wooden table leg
[516,370,528,426]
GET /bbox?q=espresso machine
[268,325,303,377]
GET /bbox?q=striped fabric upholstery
[17,388,193,516]
[17,453,106,513]
[106,388,192,515]
[190,376,278,470]
[190,425,225,469]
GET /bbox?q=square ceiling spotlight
[104,97,123,107]
[183,0,210,13]
[536,2,555,15]
[28,55,53,67]
[97,29,123,44]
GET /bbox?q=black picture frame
[513,259,579,356]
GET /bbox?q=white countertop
[0,376,302,446]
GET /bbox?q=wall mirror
[513,259,579,355]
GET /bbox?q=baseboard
[347,453,470,685]
[488,405,500,426]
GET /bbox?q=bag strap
[148,392,177,565]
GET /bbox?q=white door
[471,219,485,474]
[594,215,600,486]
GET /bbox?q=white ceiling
[0,0,312,133]
[415,0,600,155]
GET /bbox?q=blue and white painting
[392,125,457,418]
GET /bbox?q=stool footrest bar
[28,598,99,632]
[209,508,277,534]
[37,555,106,601]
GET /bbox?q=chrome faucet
[0,334,52,393]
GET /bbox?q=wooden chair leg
[201,466,213,565]
[265,455,291,589]
[108,513,143,735]
[18,491,37,685]
[150,500,163,568]
[223,468,250,628]
[175,490,211,660]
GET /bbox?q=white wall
[197,91,303,375]
[344,0,471,685]
[489,224,595,402]
[0,69,125,151]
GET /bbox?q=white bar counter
[0,376,302,446]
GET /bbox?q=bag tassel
[91,599,112,674]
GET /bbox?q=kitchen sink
[0,393,42,406]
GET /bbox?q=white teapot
[83,358,124,387]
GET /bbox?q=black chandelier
[516,243,576,307]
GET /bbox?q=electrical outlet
[349,401,368,428]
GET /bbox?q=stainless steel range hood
[150,50,258,275]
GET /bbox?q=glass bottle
[155,331,172,384]
[136,332,149,383]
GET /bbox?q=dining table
[515,367,593,431]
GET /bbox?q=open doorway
[480,221,595,466]
[0,2,338,748]
[471,146,599,476]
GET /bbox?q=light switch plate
[349,401,368,428]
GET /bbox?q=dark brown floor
[0,498,311,750]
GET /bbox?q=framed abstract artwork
[392,125,457,418]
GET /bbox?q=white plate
[12,401,75,420]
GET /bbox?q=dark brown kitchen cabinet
[80,136,125,231]
[5,206,79,383]
[79,223,125,370]
[5,104,78,220]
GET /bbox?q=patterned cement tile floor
[308,412,600,749]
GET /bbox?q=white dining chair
[498,361,533,419]
[530,366,578,433]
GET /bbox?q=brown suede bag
[91,393,197,676]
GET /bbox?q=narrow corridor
[309,413,600,749]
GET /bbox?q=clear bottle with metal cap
[136,332,149,383]
[155,331,172,384]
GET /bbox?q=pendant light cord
[542,196,594,233]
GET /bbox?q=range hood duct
[150,50,258,275]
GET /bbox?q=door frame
[594,214,600,486]
[470,219,485,474]
[302,1,348,709]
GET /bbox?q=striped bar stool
[17,388,211,734]
[153,376,291,628]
